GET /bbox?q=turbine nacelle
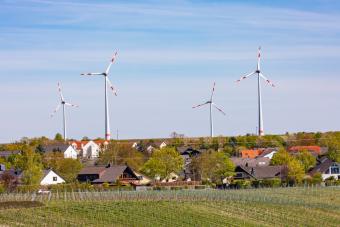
[235,47,275,136]
[81,51,118,140]
[192,82,226,137]
[50,82,78,141]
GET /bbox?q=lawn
[0,187,339,226]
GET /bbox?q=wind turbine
[192,82,226,137]
[81,52,118,141]
[50,82,78,141]
[236,46,275,136]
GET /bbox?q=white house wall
[82,141,100,159]
[64,146,78,159]
[40,171,65,185]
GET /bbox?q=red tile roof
[241,149,262,159]
[289,146,321,154]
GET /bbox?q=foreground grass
[0,187,339,226]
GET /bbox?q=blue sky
[1,0,340,142]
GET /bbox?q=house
[231,157,270,168]
[0,150,21,159]
[241,149,262,159]
[77,164,139,184]
[82,141,101,159]
[177,147,205,181]
[70,140,109,159]
[154,141,167,149]
[133,171,152,185]
[159,172,180,183]
[40,169,65,186]
[234,165,287,180]
[42,144,78,159]
[309,157,340,180]
[288,146,328,156]
[257,148,278,159]
[132,141,167,153]
[241,148,278,159]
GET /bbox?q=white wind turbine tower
[51,82,78,141]
[236,46,275,136]
[192,82,226,137]
[81,52,118,141]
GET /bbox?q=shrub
[102,182,110,189]
[15,185,40,193]
[194,185,206,190]
[0,184,5,194]
[262,178,281,188]
[234,180,251,189]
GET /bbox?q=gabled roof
[241,149,262,159]
[177,147,205,156]
[0,150,21,158]
[42,144,70,153]
[92,165,128,183]
[78,166,106,175]
[236,165,286,180]
[78,165,138,183]
[231,157,270,167]
[309,157,333,175]
[289,146,321,154]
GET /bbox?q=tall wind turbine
[81,52,118,141]
[51,82,78,141]
[192,82,226,137]
[236,47,275,136]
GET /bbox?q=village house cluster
[0,139,340,189]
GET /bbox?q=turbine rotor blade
[65,103,79,107]
[236,71,256,83]
[260,73,275,87]
[105,51,118,74]
[212,103,226,115]
[210,82,216,100]
[257,46,261,70]
[81,72,104,76]
[57,82,64,101]
[106,77,118,96]
[50,104,61,117]
[192,101,209,109]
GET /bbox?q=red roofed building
[288,146,322,155]
[241,149,263,159]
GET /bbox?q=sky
[1,0,340,143]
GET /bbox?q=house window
[53,177,57,181]
[330,164,339,174]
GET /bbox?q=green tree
[57,158,82,183]
[54,133,63,141]
[98,142,146,171]
[271,148,291,165]
[296,150,316,172]
[287,158,305,184]
[0,157,11,169]
[271,148,305,184]
[42,152,64,170]
[141,147,183,180]
[21,146,43,185]
[210,138,219,151]
[191,151,235,184]
[7,154,24,170]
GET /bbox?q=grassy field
[0,187,339,226]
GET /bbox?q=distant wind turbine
[192,82,226,137]
[81,52,118,141]
[236,46,275,136]
[51,82,78,141]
